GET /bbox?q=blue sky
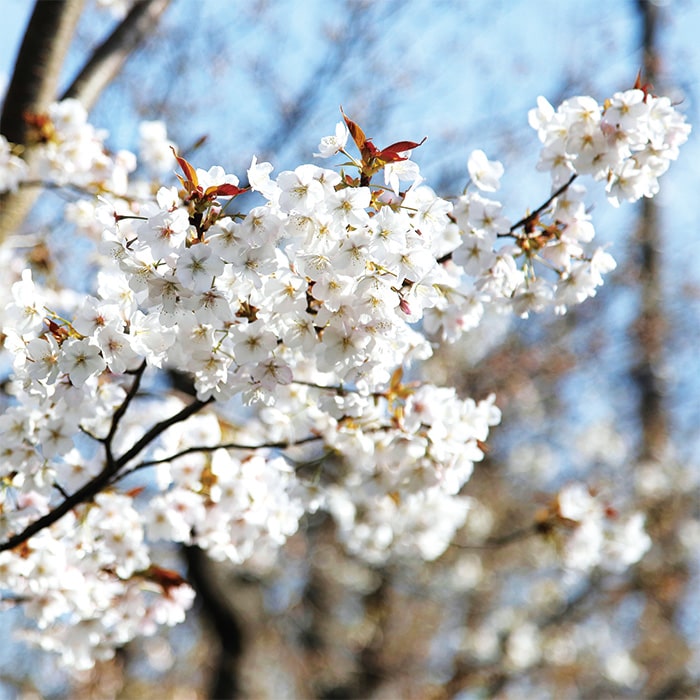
[0,0,32,93]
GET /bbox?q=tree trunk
[0,0,85,243]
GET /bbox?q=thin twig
[0,389,212,553]
[111,433,326,483]
[451,524,538,550]
[102,360,147,449]
[505,174,578,235]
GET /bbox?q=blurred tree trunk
[633,0,668,464]
[0,0,85,243]
[632,2,695,696]
[0,0,85,145]
[184,546,244,699]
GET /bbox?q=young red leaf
[376,149,409,164]
[125,485,146,498]
[171,147,198,188]
[633,69,653,98]
[383,138,427,154]
[46,319,69,342]
[205,183,248,198]
[377,137,427,163]
[364,139,380,158]
[340,107,367,152]
[144,564,187,590]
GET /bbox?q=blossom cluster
[0,492,194,670]
[0,135,27,192]
[0,86,689,668]
[554,482,652,574]
[529,88,691,204]
[24,99,136,194]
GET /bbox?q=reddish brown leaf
[363,139,380,158]
[145,564,187,590]
[125,486,146,498]
[171,147,198,187]
[633,69,653,98]
[340,107,367,152]
[383,138,427,154]
[377,137,427,163]
[204,183,248,198]
[45,318,70,342]
[376,149,409,164]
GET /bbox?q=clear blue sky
[0,0,32,93]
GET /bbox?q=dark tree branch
[62,0,172,110]
[102,360,148,453]
[452,523,540,550]
[436,174,578,265]
[507,174,578,235]
[115,433,324,481]
[0,385,213,553]
[110,395,214,469]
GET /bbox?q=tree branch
[117,433,324,479]
[102,360,147,449]
[114,395,214,470]
[62,0,172,110]
[452,523,539,550]
[0,389,213,553]
[0,0,86,243]
[506,174,578,235]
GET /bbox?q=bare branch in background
[62,0,172,110]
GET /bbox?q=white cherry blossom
[0,87,689,671]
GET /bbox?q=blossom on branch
[0,83,690,671]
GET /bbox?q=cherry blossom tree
[0,1,697,697]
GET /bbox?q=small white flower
[59,338,106,386]
[175,244,224,293]
[314,121,349,158]
[468,149,504,192]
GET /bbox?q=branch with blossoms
[452,481,651,572]
[110,431,327,484]
[506,174,578,236]
[0,374,212,554]
[0,79,690,669]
